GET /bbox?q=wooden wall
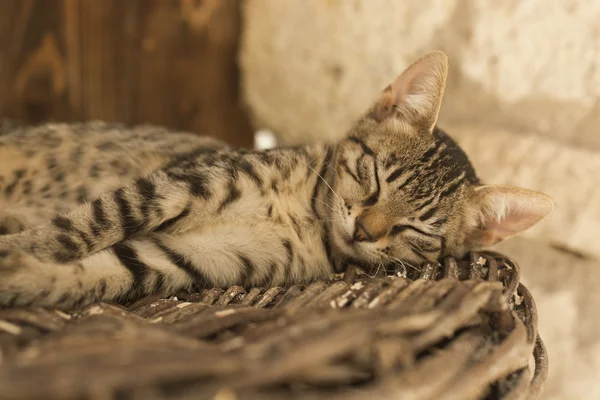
[0,0,253,147]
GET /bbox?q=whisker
[311,197,343,219]
[390,259,408,278]
[311,218,341,223]
[298,158,343,204]
[365,262,383,279]
[389,257,420,278]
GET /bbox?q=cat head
[329,51,554,267]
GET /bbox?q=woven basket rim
[0,251,547,400]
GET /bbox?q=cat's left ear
[465,185,554,247]
[373,51,448,132]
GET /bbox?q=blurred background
[1,1,599,398]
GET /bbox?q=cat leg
[0,154,269,263]
[0,224,300,310]
[0,156,277,308]
[0,170,195,262]
[0,238,190,309]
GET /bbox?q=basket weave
[0,251,547,400]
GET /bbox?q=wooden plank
[0,0,70,123]
[0,0,253,147]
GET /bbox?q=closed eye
[362,192,378,206]
[340,158,360,183]
[360,161,380,206]
[390,225,410,236]
[392,225,444,259]
[390,224,439,238]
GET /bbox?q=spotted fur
[0,52,553,309]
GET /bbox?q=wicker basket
[0,251,547,400]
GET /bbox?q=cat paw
[0,213,27,235]
[0,251,50,307]
[0,250,27,272]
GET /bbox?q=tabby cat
[0,52,553,310]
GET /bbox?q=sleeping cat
[0,52,553,309]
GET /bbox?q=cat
[0,51,553,310]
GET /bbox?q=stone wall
[241,0,600,149]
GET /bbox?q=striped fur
[0,52,553,309]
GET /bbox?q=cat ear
[465,185,554,247]
[373,51,448,131]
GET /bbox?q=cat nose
[353,221,375,242]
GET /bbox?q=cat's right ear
[372,51,448,132]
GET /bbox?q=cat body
[0,52,553,309]
[0,122,336,308]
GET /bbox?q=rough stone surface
[241,0,600,148]
[462,1,600,104]
[240,0,454,144]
